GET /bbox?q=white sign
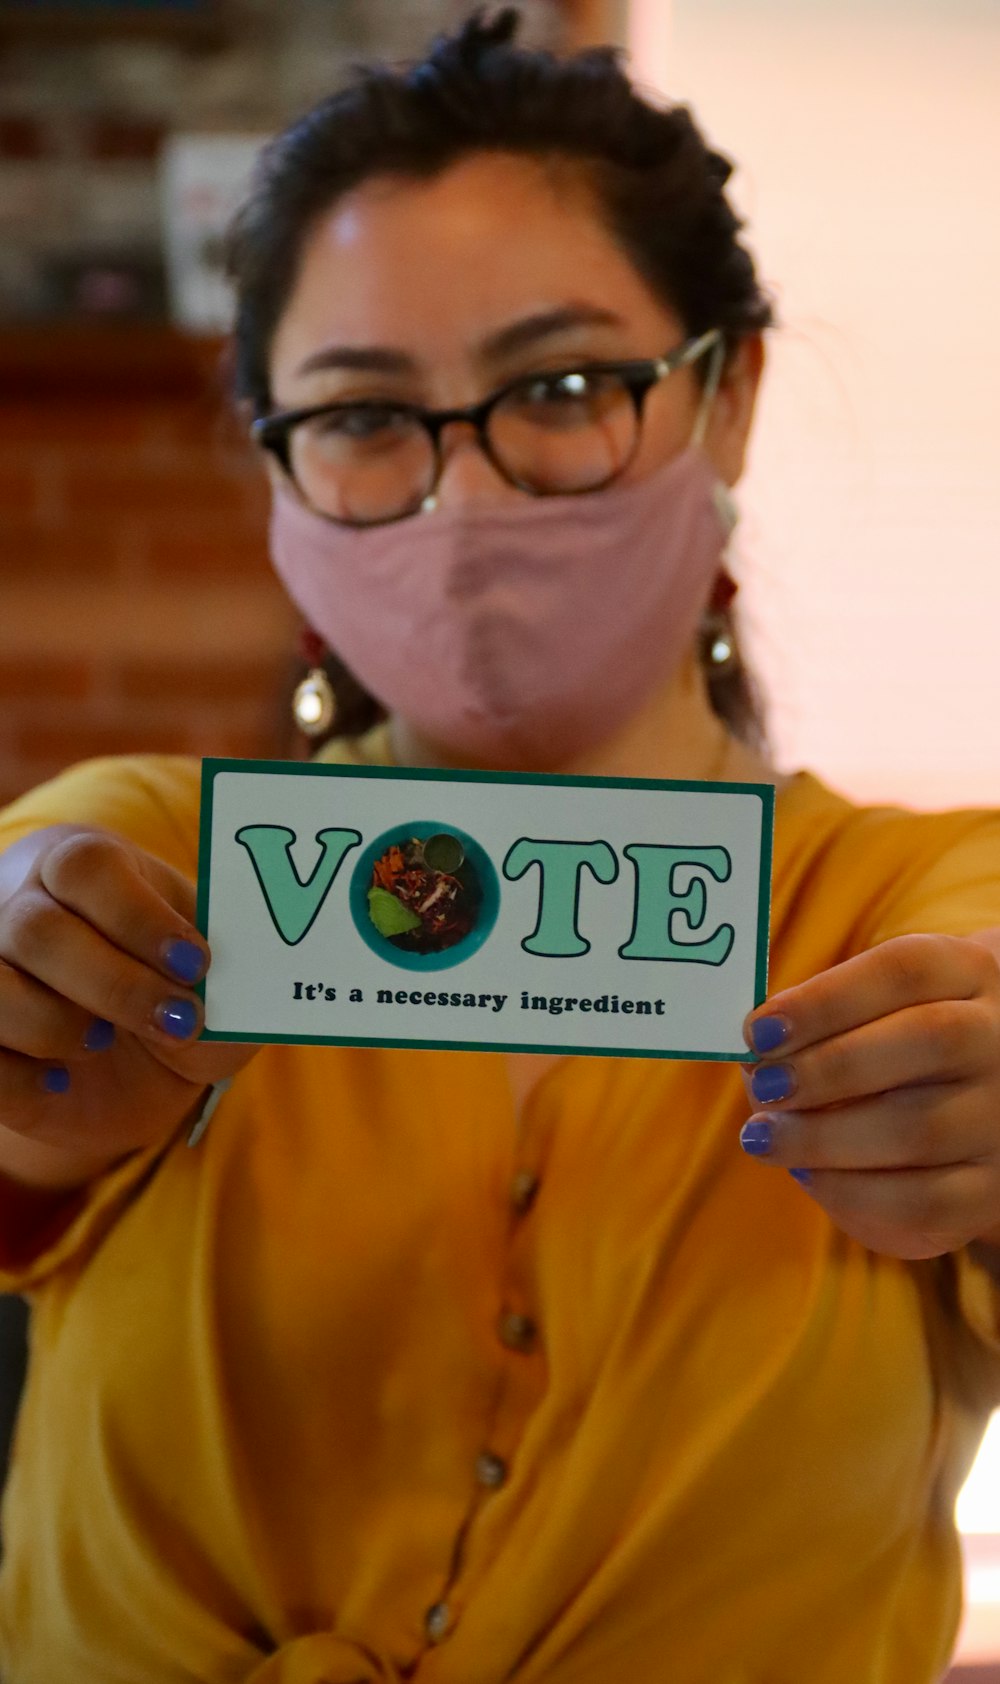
[159,134,266,333]
[196,759,774,1061]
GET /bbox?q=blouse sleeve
[854,807,1000,1393]
[0,754,202,1296]
[0,1134,179,1298]
[0,753,202,877]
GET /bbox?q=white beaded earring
[292,629,337,737]
[700,571,739,676]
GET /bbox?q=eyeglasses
[251,327,723,529]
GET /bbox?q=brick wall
[0,0,571,323]
[0,0,626,812]
[0,326,299,809]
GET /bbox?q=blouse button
[475,1450,508,1489]
[424,1601,451,1643]
[497,1309,537,1352]
[510,1169,540,1214]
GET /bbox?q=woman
[0,10,999,1681]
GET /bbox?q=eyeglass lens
[286,369,639,524]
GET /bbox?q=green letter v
[234,825,362,946]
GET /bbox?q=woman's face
[267,149,764,507]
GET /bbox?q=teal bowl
[349,821,501,972]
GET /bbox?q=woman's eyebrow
[292,303,627,379]
[479,303,626,362]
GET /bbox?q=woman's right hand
[0,823,260,1188]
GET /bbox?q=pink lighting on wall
[627,0,1000,813]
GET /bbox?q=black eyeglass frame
[251,326,724,527]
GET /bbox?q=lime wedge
[368,886,422,937]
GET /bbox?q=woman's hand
[0,824,261,1190]
[739,931,1000,1260]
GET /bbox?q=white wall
[627,2,1000,1661]
[628,0,1000,810]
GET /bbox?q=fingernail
[83,1017,115,1053]
[164,939,205,986]
[42,1065,71,1094]
[789,1168,813,1188]
[154,998,199,1040]
[751,1063,795,1104]
[740,1116,774,1156]
[748,1015,790,1055]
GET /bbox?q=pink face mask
[269,443,736,769]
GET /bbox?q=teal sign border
[195,757,774,1063]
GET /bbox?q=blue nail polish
[740,1118,773,1155]
[789,1168,813,1188]
[165,940,205,986]
[42,1066,71,1094]
[157,999,199,1040]
[83,1017,115,1053]
[750,1015,789,1055]
[751,1063,794,1104]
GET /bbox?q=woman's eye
[312,406,403,440]
[528,372,593,401]
[522,370,622,409]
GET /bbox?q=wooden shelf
[0,3,230,47]
[0,323,232,399]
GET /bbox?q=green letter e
[619,845,734,965]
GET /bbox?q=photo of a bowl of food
[349,821,501,971]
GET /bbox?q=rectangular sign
[196,758,774,1061]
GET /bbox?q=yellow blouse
[0,735,999,1684]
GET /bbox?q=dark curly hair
[224,5,776,751]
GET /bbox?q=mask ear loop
[690,334,740,537]
[689,333,727,449]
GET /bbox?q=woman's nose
[431,418,519,508]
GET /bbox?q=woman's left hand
[740,930,1000,1259]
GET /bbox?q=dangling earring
[292,628,337,737]
[700,571,739,677]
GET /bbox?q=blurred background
[631,6,1000,1671]
[0,0,998,1674]
[0,0,611,815]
